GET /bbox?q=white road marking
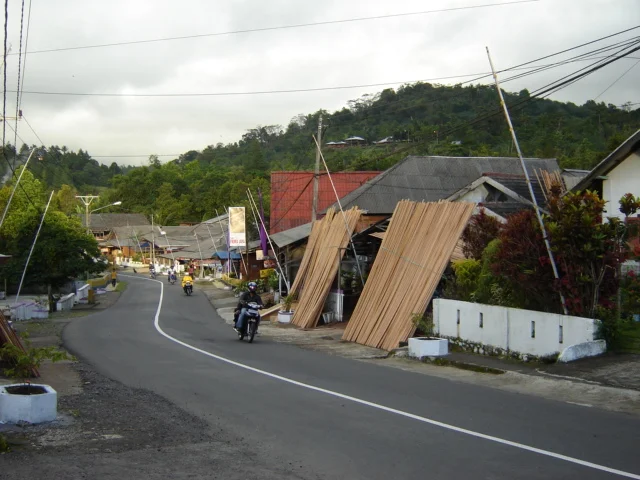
[566,402,593,408]
[125,275,640,479]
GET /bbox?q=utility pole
[151,214,155,269]
[486,47,568,316]
[311,114,323,221]
[75,195,99,233]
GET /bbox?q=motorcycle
[236,302,262,343]
[183,280,193,296]
[150,270,156,279]
[169,273,176,285]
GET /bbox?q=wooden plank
[343,201,475,351]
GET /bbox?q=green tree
[0,210,103,311]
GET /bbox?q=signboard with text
[228,207,246,247]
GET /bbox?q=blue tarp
[212,251,241,260]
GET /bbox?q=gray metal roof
[332,155,559,214]
[270,222,313,248]
[81,213,150,230]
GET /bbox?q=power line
[13,38,640,99]
[12,72,508,97]
[18,0,538,55]
[593,58,640,101]
[21,114,44,146]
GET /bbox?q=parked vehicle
[236,302,262,343]
[183,280,193,296]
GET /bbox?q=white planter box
[408,337,449,358]
[278,311,294,324]
[0,383,57,424]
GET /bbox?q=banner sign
[228,207,246,247]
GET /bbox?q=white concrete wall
[433,299,598,357]
[603,150,640,220]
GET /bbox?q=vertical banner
[228,207,246,247]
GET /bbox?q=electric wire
[593,58,640,101]
[17,0,539,55]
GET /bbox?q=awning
[213,251,242,260]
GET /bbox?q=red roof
[270,171,381,234]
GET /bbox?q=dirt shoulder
[0,282,304,479]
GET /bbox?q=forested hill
[3,81,639,224]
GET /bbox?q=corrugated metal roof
[270,222,313,248]
[333,156,559,214]
[270,171,381,234]
[81,213,150,230]
[561,169,590,191]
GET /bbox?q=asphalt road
[63,275,640,479]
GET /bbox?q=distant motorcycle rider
[234,282,263,332]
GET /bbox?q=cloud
[1,0,637,164]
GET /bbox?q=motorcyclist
[182,272,193,291]
[234,281,263,333]
[149,265,156,279]
[167,266,174,283]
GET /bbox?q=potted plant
[407,312,448,358]
[0,339,71,424]
[278,293,297,324]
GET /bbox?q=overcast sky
[1,0,638,165]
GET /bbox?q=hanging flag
[258,188,268,257]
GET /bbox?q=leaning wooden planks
[342,200,475,351]
[0,309,40,377]
[291,207,362,329]
[289,214,329,296]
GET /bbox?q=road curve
[63,275,640,480]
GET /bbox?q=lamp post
[75,196,122,233]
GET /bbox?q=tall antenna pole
[311,114,323,221]
[486,47,568,315]
[75,195,99,234]
[15,190,54,304]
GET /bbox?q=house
[326,141,347,149]
[446,172,548,218]
[270,171,381,234]
[571,129,640,220]
[80,213,150,240]
[330,155,560,216]
[345,136,366,146]
[102,218,227,267]
[373,136,394,145]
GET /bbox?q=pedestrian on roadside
[111,269,117,287]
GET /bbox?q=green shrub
[450,259,481,301]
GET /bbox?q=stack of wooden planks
[0,309,39,377]
[291,207,362,329]
[342,200,475,351]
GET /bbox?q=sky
[1,0,639,165]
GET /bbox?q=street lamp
[75,196,122,233]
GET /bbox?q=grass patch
[421,356,505,374]
[615,321,640,354]
[0,434,9,453]
[115,281,128,292]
